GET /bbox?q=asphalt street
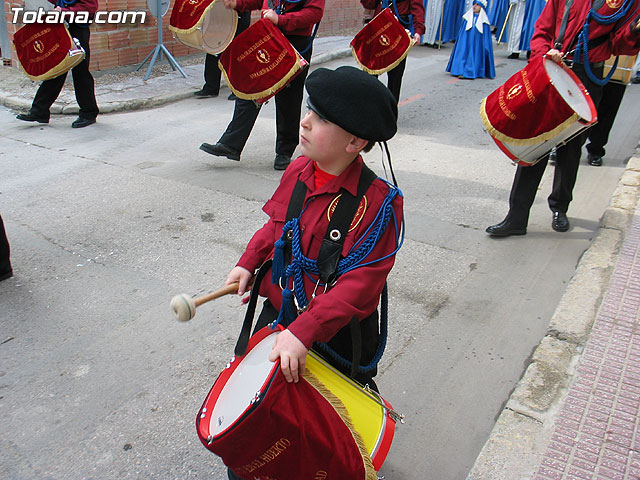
[1,43,639,479]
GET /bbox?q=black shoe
[16,112,49,123]
[273,154,291,171]
[199,142,240,161]
[486,219,527,237]
[71,117,96,128]
[194,89,218,98]
[0,269,13,282]
[508,52,520,59]
[551,211,569,232]
[631,75,640,84]
[227,93,237,101]
[587,153,602,166]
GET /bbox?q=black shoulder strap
[317,165,377,284]
[555,0,575,50]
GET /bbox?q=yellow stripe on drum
[306,352,386,458]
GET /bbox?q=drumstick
[170,282,240,322]
[497,4,513,45]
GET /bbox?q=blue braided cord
[315,283,390,373]
[573,0,633,86]
[273,183,403,313]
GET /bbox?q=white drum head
[209,332,279,436]
[544,59,594,122]
[201,2,238,55]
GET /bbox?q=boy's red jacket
[237,155,403,349]
[234,0,324,37]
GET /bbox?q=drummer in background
[486,0,640,237]
[16,0,99,128]
[199,0,324,171]
[193,11,251,99]
[0,214,12,282]
[359,0,424,102]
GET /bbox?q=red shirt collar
[298,155,364,196]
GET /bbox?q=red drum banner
[350,8,413,75]
[13,23,84,81]
[219,19,308,104]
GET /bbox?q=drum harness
[234,160,404,379]
[268,0,320,55]
[555,0,635,85]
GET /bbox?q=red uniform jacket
[48,0,98,15]
[237,156,403,350]
[530,0,640,62]
[235,0,324,36]
[360,0,426,36]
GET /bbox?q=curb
[467,151,640,479]
[0,48,352,115]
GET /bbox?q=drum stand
[136,0,187,81]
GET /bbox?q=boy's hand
[546,49,563,64]
[261,9,278,24]
[268,330,308,383]
[225,266,253,295]
[222,0,237,9]
[413,33,421,44]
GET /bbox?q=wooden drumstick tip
[170,294,197,322]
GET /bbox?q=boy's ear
[346,135,368,153]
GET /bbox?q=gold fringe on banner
[351,40,413,76]
[302,369,378,480]
[480,97,580,147]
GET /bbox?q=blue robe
[438,0,467,43]
[519,0,546,51]
[446,9,496,79]
[488,0,509,40]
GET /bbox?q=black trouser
[505,63,604,226]
[202,12,251,93]
[227,299,380,480]
[0,214,10,274]
[30,24,98,120]
[386,57,407,103]
[586,80,626,158]
[217,35,313,157]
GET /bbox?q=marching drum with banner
[219,18,309,104]
[196,325,400,479]
[12,23,85,82]
[480,55,597,166]
[169,0,238,55]
[604,54,637,85]
[350,8,413,75]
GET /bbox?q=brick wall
[2,0,367,71]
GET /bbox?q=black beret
[305,66,398,142]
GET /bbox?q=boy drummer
[224,66,403,391]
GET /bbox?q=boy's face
[473,3,481,12]
[299,109,358,165]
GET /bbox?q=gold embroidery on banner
[365,21,392,45]
[235,438,291,475]
[606,0,623,8]
[498,85,517,120]
[506,84,523,100]
[521,70,536,103]
[256,49,270,64]
[28,43,60,64]
[315,471,328,479]
[249,49,287,79]
[20,27,52,49]
[379,34,390,46]
[237,34,273,62]
[33,40,44,54]
[375,35,402,58]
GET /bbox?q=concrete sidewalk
[468,152,640,480]
[0,35,352,115]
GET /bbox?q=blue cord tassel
[272,237,287,284]
[274,288,297,327]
